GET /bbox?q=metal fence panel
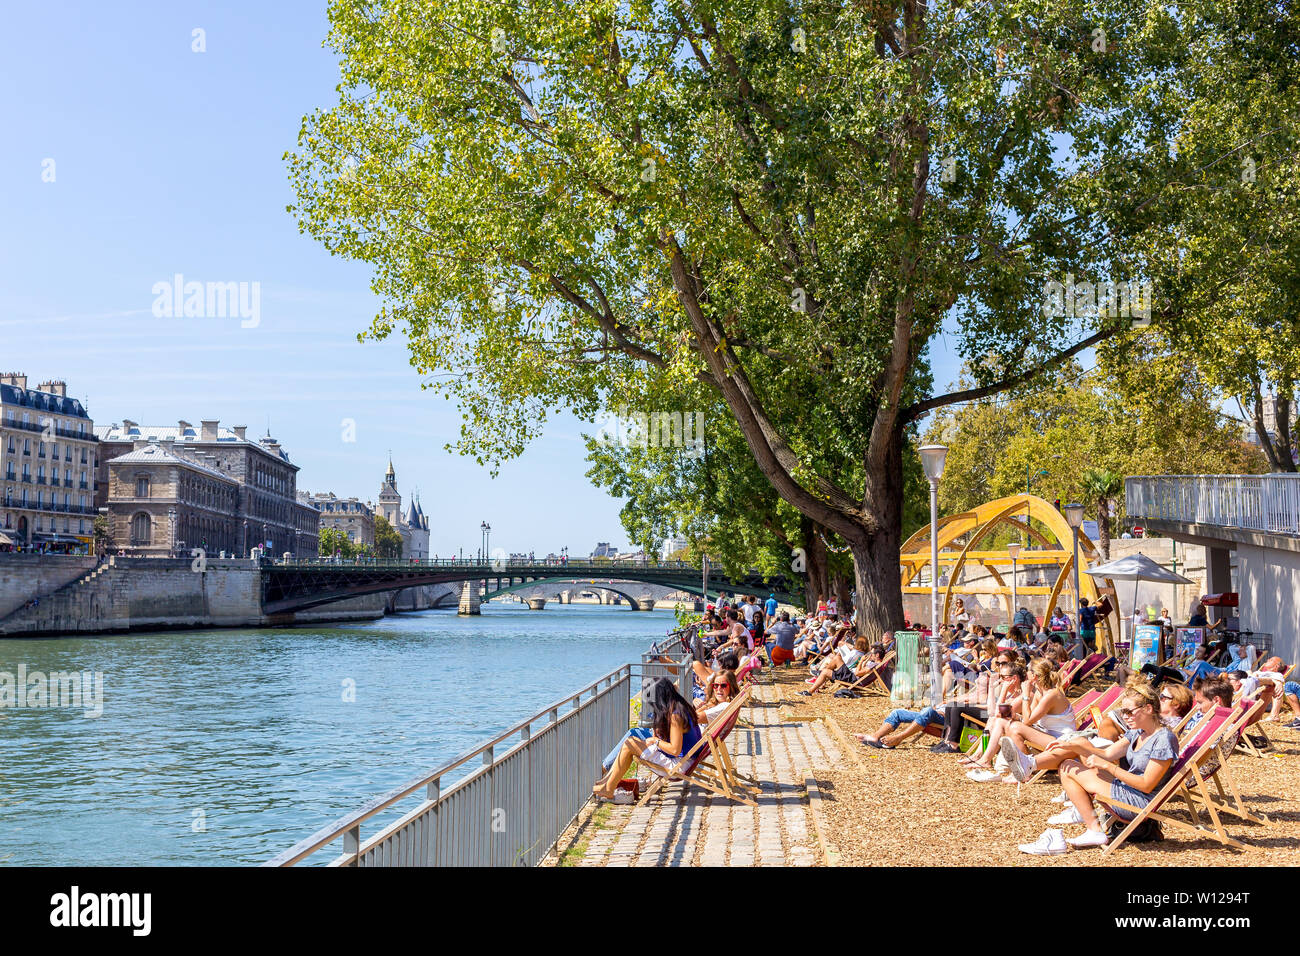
[268,666,637,867]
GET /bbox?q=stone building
[306,492,375,550]
[106,442,240,557]
[376,459,429,559]
[0,374,98,552]
[96,419,318,557]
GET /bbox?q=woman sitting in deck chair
[1003,677,1193,785]
[593,679,702,801]
[977,659,1074,782]
[697,670,739,725]
[1020,682,1178,852]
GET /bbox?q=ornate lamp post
[1064,502,1085,636]
[919,444,948,705]
[1006,541,1021,629]
[168,508,177,558]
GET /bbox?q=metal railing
[1126,475,1300,537]
[265,656,690,867]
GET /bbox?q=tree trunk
[851,449,907,642]
[833,571,852,618]
[801,516,829,611]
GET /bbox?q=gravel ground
[771,663,1300,866]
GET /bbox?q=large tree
[1126,0,1300,471]
[289,0,1197,637]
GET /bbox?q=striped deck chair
[832,650,896,696]
[1099,704,1247,855]
[637,688,757,807]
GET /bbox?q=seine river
[0,602,673,866]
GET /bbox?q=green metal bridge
[260,558,801,616]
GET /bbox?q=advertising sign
[1131,623,1162,670]
[1175,626,1205,663]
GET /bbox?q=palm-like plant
[1080,468,1125,561]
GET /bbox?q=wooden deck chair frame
[637,689,757,807]
[1233,695,1273,757]
[832,650,896,695]
[1099,705,1250,855]
[1071,654,1113,688]
[1183,700,1270,827]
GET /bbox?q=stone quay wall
[0,554,389,637]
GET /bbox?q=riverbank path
[552,680,843,866]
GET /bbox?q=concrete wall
[0,556,388,637]
[1235,543,1300,665]
[0,553,99,617]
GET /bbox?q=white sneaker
[966,769,1001,782]
[1048,806,1084,826]
[1066,828,1109,848]
[1018,829,1068,856]
[1051,791,1068,804]
[999,737,1035,782]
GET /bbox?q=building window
[131,513,152,545]
[136,475,150,498]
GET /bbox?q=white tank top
[1035,700,1076,737]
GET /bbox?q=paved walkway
[570,682,842,866]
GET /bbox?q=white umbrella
[1084,553,1193,654]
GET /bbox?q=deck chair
[1086,685,1130,735]
[1056,658,1084,689]
[637,688,757,807]
[1182,699,1269,827]
[1099,705,1246,855]
[1232,693,1273,757]
[1071,653,1112,688]
[1079,686,1125,732]
[832,651,896,695]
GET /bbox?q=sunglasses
[1159,692,1174,701]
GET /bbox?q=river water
[0,602,673,866]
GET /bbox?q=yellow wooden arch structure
[900,493,1117,637]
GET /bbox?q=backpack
[1103,811,1162,844]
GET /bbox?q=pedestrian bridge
[259,559,800,616]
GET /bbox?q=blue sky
[1,1,966,556]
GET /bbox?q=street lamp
[1006,541,1021,629]
[168,508,177,557]
[919,444,947,706]
[1064,502,1085,637]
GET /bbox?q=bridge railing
[264,655,692,867]
[1126,474,1300,537]
[271,557,701,570]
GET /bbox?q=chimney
[122,418,138,431]
[133,439,149,451]
[200,420,219,441]
[1,373,28,389]
[178,419,192,435]
[49,381,66,397]
[232,425,247,441]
